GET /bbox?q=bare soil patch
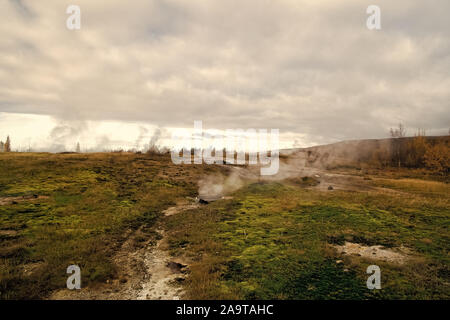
[333,242,411,265]
[22,261,46,277]
[163,199,200,217]
[50,203,192,300]
[0,195,49,206]
[0,230,19,237]
[136,229,186,300]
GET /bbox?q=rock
[174,277,185,283]
[328,185,334,190]
[119,278,128,283]
[167,261,187,273]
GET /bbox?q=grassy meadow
[0,152,224,299]
[166,170,449,299]
[168,170,450,299]
[0,152,449,299]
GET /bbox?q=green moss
[169,179,449,300]
[0,152,212,299]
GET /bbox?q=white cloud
[0,0,449,151]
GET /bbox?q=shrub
[424,141,450,175]
[405,134,427,167]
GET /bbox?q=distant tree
[389,123,406,167]
[371,147,390,168]
[424,141,450,175]
[390,123,406,138]
[405,129,427,167]
[76,142,81,153]
[0,141,4,152]
[4,136,11,152]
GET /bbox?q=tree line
[0,136,11,152]
[371,124,450,175]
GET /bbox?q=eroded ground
[0,152,448,300]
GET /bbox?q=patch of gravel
[136,229,186,300]
[50,204,191,300]
[333,242,411,265]
[163,204,200,217]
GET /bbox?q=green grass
[0,152,448,300]
[0,152,224,299]
[166,179,449,300]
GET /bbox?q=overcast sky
[1,0,449,151]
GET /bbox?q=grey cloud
[9,0,33,18]
[0,0,449,149]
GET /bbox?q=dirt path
[0,195,49,206]
[131,202,195,300]
[50,202,193,300]
[136,229,186,300]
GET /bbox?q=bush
[424,142,450,175]
[405,135,428,167]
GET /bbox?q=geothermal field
[1,138,448,300]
